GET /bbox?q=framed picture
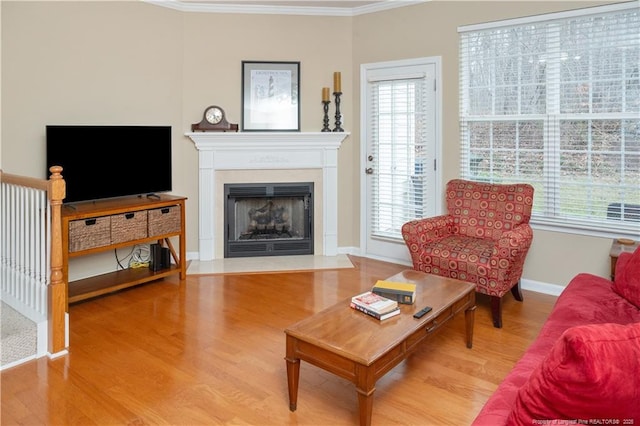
[242,61,300,131]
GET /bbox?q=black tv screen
[46,125,172,204]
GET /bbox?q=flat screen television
[46,125,172,204]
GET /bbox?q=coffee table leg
[285,336,300,411]
[356,388,375,426]
[465,305,476,349]
[355,366,375,426]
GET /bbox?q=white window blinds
[459,2,640,235]
[368,76,430,239]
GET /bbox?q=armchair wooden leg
[490,296,502,328]
[511,280,524,302]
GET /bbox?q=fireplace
[187,132,349,260]
[225,182,313,257]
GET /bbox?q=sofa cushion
[613,247,640,308]
[506,322,640,425]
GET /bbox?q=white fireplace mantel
[187,131,349,260]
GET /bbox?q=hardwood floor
[1,256,557,425]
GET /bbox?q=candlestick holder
[333,92,344,132]
[321,101,331,132]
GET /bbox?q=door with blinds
[361,58,440,263]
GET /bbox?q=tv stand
[61,194,187,304]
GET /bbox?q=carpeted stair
[1,302,37,369]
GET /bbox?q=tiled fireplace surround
[187,132,349,260]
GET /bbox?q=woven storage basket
[148,205,181,236]
[111,210,148,244]
[69,216,111,252]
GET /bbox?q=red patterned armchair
[402,179,534,328]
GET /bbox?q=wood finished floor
[1,256,558,425]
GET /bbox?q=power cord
[115,246,135,270]
[129,244,151,269]
[114,245,151,270]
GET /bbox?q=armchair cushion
[420,235,494,284]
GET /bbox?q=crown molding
[142,0,427,16]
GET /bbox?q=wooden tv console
[61,194,187,304]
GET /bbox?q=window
[459,3,640,236]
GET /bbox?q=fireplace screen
[224,183,313,257]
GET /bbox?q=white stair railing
[0,167,67,357]
[1,183,49,316]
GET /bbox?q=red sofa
[472,248,640,425]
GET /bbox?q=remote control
[413,306,432,319]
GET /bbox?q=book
[350,302,401,320]
[372,280,417,305]
[351,291,398,315]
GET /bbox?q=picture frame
[241,61,300,131]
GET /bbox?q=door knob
[368,155,374,161]
[365,168,373,174]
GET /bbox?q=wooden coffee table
[284,269,476,426]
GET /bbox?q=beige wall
[1,0,622,285]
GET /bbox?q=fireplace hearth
[225,183,313,257]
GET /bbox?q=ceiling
[144,0,427,16]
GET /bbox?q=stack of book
[350,291,400,320]
[372,280,417,305]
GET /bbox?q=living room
[2,0,633,286]
[1,0,639,424]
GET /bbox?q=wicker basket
[111,210,148,244]
[68,216,111,252]
[148,205,181,236]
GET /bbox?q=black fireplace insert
[224,182,313,257]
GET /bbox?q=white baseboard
[338,246,360,256]
[338,247,414,266]
[0,355,37,371]
[48,349,69,359]
[187,251,199,261]
[521,278,565,296]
